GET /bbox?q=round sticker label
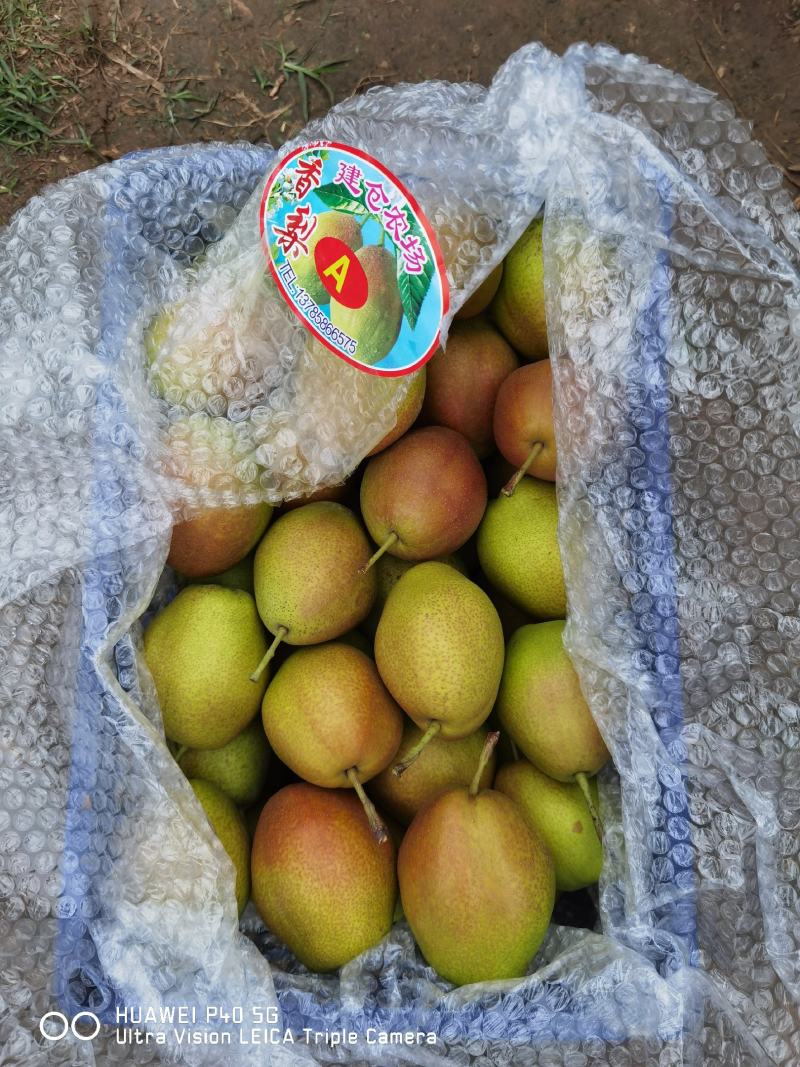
[260,142,448,377]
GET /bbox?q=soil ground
[1,0,799,226]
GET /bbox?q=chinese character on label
[261,142,448,376]
[382,204,410,244]
[364,180,391,213]
[272,203,317,258]
[398,233,428,275]
[333,161,364,197]
[294,156,323,198]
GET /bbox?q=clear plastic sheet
[0,40,798,1066]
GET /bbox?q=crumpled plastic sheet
[0,39,798,1067]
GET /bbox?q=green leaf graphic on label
[397,251,434,330]
[315,182,368,216]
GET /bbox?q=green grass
[255,41,347,123]
[162,77,219,131]
[0,0,78,151]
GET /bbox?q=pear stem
[470,731,500,796]
[575,772,604,841]
[347,768,388,844]
[361,532,399,574]
[173,745,188,764]
[502,440,544,497]
[250,626,288,683]
[392,721,441,778]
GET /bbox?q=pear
[330,246,403,365]
[496,760,602,891]
[455,263,503,320]
[251,502,376,678]
[367,368,426,456]
[293,210,363,305]
[496,621,609,826]
[144,586,269,749]
[363,552,467,639]
[190,779,251,916]
[491,217,548,361]
[477,477,566,618]
[398,733,555,985]
[374,562,504,772]
[493,360,556,494]
[178,720,272,806]
[360,426,487,570]
[422,319,518,457]
[261,643,403,840]
[168,503,272,579]
[251,783,397,971]
[369,722,496,825]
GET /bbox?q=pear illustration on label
[260,142,448,376]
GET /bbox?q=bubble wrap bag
[1,39,799,1067]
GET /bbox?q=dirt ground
[1,0,799,226]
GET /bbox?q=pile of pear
[143,216,611,988]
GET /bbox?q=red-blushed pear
[261,642,403,841]
[168,504,272,578]
[251,502,376,679]
[493,360,556,494]
[251,784,397,972]
[397,733,555,986]
[367,368,426,456]
[360,426,487,571]
[422,319,519,458]
[374,562,504,773]
[455,263,503,320]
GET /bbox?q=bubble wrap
[0,40,798,1067]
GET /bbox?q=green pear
[251,502,376,678]
[363,552,467,639]
[178,720,272,806]
[261,643,403,839]
[455,263,503,320]
[477,477,566,618]
[144,586,269,749]
[495,760,602,892]
[374,562,504,771]
[190,779,251,916]
[330,246,402,366]
[293,211,363,305]
[251,783,397,971]
[496,621,609,810]
[398,734,555,985]
[369,722,496,826]
[491,217,548,361]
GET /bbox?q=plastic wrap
[0,40,798,1066]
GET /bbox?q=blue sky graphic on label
[260,142,448,377]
